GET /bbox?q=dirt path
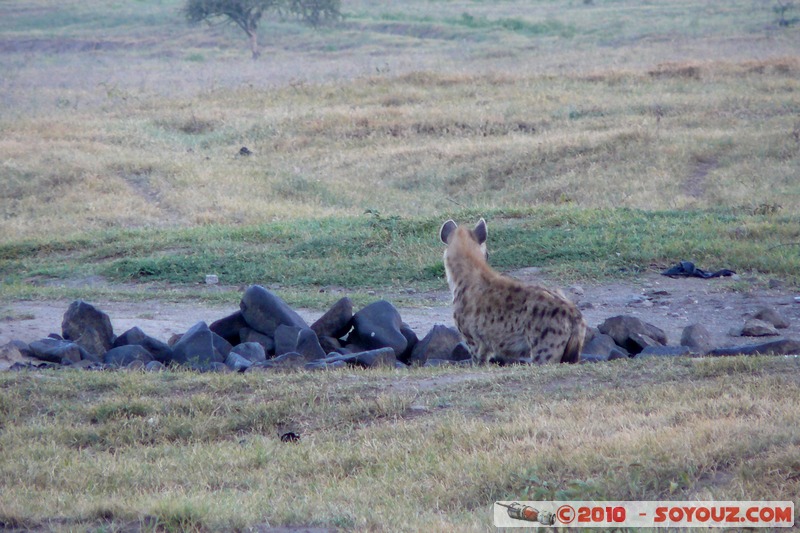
[2,272,799,351]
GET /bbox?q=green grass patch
[2,208,799,304]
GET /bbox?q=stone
[680,324,713,353]
[267,352,309,369]
[103,345,153,367]
[113,327,173,363]
[209,311,249,345]
[424,358,471,367]
[399,323,419,362]
[741,319,780,337]
[637,346,691,358]
[61,300,115,358]
[211,332,233,359]
[225,351,253,371]
[353,347,397,369]
[304,359,348,371]
[145,361,166,372]
[28,338,87,364]
[206,362,231,373]
[608,349,629,361]
[295,328,326,360]
[451,342,472,362]
[581,333,627,360]
[240,285,308,337]
[752,307,790,329]
[407,325,461,366]
[231,342,266,363]
[274,325,303,356]
[310,297,353,339]
[707,339,800,357]
[318,336,343,354]
[0,341,40,371]
[629,332,662,353]
[170,321,224,368]
[597,315,667,355]
[347,300,407,357]
[125,360,146,371]
[239,327,275,355]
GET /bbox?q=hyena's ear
[473,218,487,245]
[440,220,457,244]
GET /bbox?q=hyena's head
[439,219,489,280]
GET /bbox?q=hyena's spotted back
[440,218,585,365]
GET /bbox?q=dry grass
[0,357,798,531]
[2,1,800,242]
[2,59,800,242]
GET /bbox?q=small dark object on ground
[661,261,735,279]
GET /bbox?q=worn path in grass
[3,272,800,354]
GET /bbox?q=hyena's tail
[561,318,586,364]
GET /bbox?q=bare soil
[2,272,799,352]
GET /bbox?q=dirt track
[2,272,799,352]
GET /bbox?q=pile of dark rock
[581,310,799,362]
[2,285,798,372]
[0,285,471,372]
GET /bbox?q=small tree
[184,0,340,59]
[774,0,797,26]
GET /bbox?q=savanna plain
[1,1,800,531]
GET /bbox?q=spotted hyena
[440,218,586,365]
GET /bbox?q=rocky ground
[2,271,799,359]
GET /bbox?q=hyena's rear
[440,218,586,365]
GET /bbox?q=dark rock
[113,327,173,363]
[28,338,87,364]
[231,342,266,363]
[305,359,348,371]
[347,300,407,356]
[274,325,303,356]
[318,336,343,354]
[224,351,253,371]
[212,332,233,359]
[399,323,419,363]
[581,333,627,360]
[125,360,146,371]
[170,321,224,368]
[103,345,153,367]
[680,324,713,353]
[353,347,397,369]
[597,315,667,354]
[707,339,800,357]
[310,297,353,339]
[206,362,231,373]
[424,358,472,367]
[451,342,472,361]
[741,319,780,337]
[67,359,105,371]
[637,346,691,358]
[0,341,40,371]
[61,300,115,358]
[145,361,166,372]
[267,352,309,369]
[113,326,147,347]
[408,325,461,366]
[579,354,607,364]
[629,332,662,352]
[753,307,790,329]
[240,285,308,337]
[296,328,326,360]
[239,327,275,355]
[245,361,278,373]
[209,311,249,345]
[608,349,629,361]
